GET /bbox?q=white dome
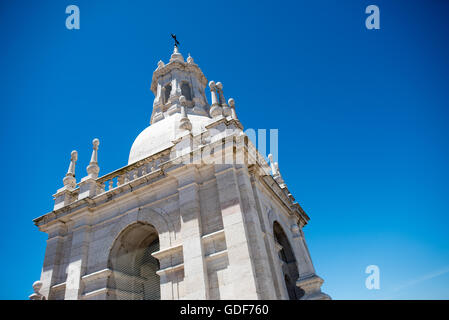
[128,114,212,164]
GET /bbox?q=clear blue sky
[1,0,448,300]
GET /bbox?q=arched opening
[284,275,297,300]
[273,221,303,300]
[163,83,172,104]
[181,82,192,101]
[107,222,160,300]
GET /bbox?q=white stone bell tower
[31,46,330,300]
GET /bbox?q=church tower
[31,46,330,300]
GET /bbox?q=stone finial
[274,162,279,174]
[170,46,184,63]
[228,98,238,120]
[157,60,165,69]
[273,161,285,186]
[29,281,46,300]
[216,82,231,117]
[179,95,186,104]
[63,150,78,189]
[268,154,278,176]
[86,138,100,179]
[273,161,282,178]
[179,95,192,131]
[209,81,218,103]
[267,155,285,185]
[209,81,222,118]
[216,82,227,105]
[187,54,194,64]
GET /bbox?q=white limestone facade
[31,47,330,300]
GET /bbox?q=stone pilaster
[214,164,259,299]
[293,225,330,300]
[248,170,289,299]
[235,166,277,299]
[39,222,66,299]
[291,224,316,278]
[64,215,92,300]
[174,166,209,299]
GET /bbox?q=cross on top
[171,34,180,48]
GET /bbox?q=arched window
[108,222,160,300]
[181,82,192,101]
[273,221,303,300]
[163,84,172,104]
[284,275,297,300]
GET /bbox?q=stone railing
[94,151,171,195]
[48,126,285,216]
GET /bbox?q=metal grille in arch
[108,238,160,300]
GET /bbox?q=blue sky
[1,0,448,300]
